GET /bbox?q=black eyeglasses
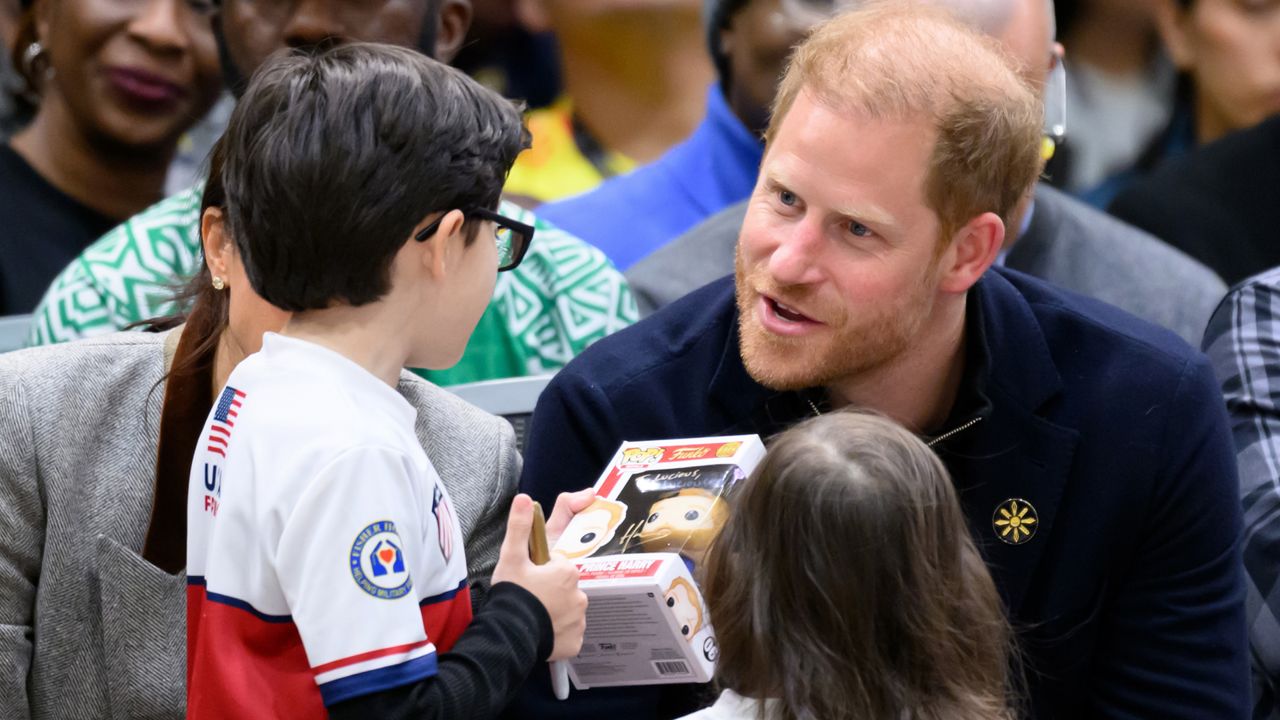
[414,207,536,272]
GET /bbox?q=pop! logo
[621,447,664,466]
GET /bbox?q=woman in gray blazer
[0,150,521,719]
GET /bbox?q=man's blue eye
[779,190,797,206]
[849,222,872,237]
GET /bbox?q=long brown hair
[701,411,1016,720]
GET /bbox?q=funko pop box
[550,435,766,689]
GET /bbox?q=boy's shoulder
[227,341,423,468]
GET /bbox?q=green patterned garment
[28,184,637,386]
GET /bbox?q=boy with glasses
[186,44,585,720]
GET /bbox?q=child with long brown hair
[685,411,1016,720]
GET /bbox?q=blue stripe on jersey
[419,579,467,607]
[189,577,294,624]
[319,651,439,706]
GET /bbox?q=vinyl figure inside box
[550,436,765,689]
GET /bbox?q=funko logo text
[670,448,710,460]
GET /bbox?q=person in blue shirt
[536,0,821,270]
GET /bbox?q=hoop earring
[211,276,226,291]
[20,41,47,79]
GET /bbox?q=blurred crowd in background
[2,0,1278,324]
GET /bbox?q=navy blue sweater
[516,268,1248,720]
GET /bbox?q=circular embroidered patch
[350,520,413,600]
[992,498,1039,545]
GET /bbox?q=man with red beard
[518,5,1247,720]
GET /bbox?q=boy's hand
[492,494,587,661]
[545,488,598,546]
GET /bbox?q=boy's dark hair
[221,42,530,312]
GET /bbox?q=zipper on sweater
[804,396,984,448]
[925,416,983,447]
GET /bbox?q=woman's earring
[211,276,226,291]
[20,42,46,79]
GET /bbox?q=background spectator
[1109,114,1280,285]
[1105,3,1280,284]
[1049,0,1176,198]
[1154,0,1280,148]
[26,0,637,388]
[503,0,715,205]
[1204,266,1280,720]
[453,0,561,109]
[1081,0,1280,207]
[0,0,221,315]
[535,0,813,270]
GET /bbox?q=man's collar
[930,290,994,440]
[972,268,1063,411]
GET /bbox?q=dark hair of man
[700,411,1019,720]
[707,0,752,84]
[220,42,529,312]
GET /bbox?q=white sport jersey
[186,333,470,718]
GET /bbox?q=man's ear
[434,0,473,65]
[1152,0,1194,70]
[201,207,234,281]
[513,0,550,33]
[414,209,468,280]
[937,212,1004,294]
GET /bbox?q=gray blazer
[0,331,518,720]
[627,184,1227,345]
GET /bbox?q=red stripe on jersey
[187,582,472,718]
[208,435,228,447]
[207,446,225,457]
[419,585,473,653]
[312,639,432,676]
[187,585,326,720]
[209,425,230,437]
